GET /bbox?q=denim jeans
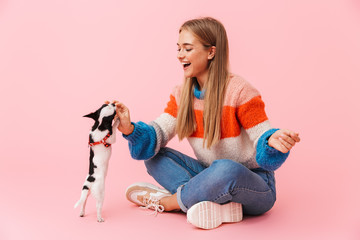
[144,147,276,215]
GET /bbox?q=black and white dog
[74,103,119,222]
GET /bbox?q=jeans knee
[244,193,276,216]
[144,158,151,171]
[203,159,245,190]
[211,159,247,177]
[143,147,183,176]
[144,152,162,175]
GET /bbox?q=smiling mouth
[183,63,191,69]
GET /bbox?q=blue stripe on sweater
[122,121,157,160]
[256,128,290,171]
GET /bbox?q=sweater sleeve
[256,128,290,171]
[122,121,158,160]
[234,79,289,170]
[235,80,272,148]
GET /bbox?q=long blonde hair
[176,17,229,149]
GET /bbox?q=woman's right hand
[106,100,134,135]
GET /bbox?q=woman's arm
[268,129,300,153]
[111,99,177,160]
[256,128,300,171]
[123,121,158,160]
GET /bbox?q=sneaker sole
[187,201,243,229]
[125,182,172,206]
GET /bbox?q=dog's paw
[113,117,120,128]
[97,217,105,223]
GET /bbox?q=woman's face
[177,30,214,82]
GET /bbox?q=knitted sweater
[123,74,289,171]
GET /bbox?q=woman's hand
[268,129,300,153]
[105,100,134,135]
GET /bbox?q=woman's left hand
[268,129,300,153]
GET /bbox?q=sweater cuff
[256,128,290,171]
[122,122,142,144]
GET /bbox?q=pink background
[1,0,359,239]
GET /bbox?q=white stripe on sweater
[149,113,177,154]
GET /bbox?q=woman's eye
[177,48,193,52]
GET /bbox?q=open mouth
[182,63,191,69]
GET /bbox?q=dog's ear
[83,111,98,120]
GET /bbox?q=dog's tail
[74,186,90,209]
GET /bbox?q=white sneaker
[125,182,172,215]
[187,201,243,229]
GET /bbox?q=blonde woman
[111,17,300,229]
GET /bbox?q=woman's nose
[177,50,185,59]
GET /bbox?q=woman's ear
[208,46,216,60]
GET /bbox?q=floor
[2,140,359,240]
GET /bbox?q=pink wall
[1,0,359,239]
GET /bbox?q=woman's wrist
[121,123,134,135]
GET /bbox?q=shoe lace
[140,196,165,216]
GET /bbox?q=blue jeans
[144,147,276,215]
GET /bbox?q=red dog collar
[89,133,111,148]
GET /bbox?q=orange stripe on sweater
[236,96,268,129]
[164,95,177,118]
[190,106,241,139]
[165,95,267,138]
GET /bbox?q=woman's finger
[291,132,301,142]
[282,130,300,141]
[271,140,289,153]
[115,102,125,109]
[279,137,293,150]
[280,134,295,145]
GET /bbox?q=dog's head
[84,103,117,132]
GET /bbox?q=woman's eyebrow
[177,43,194,46]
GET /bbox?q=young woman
[110,17,300,229]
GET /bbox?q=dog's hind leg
[96,196,105,222]
[92,181,105,222]
[79,188,90,217]
[74,184,90,217]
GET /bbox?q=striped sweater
[123,74,289,171]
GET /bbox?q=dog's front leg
[108,117,120,144]
[113,117,120,130]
